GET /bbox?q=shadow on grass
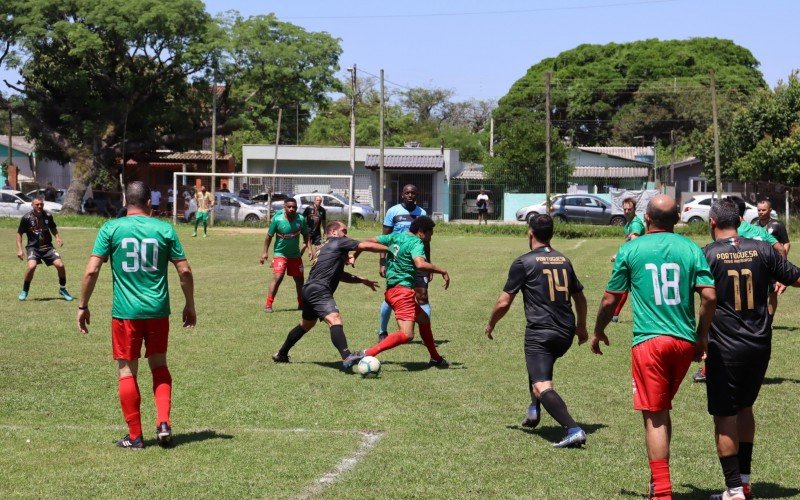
[408,339,450,346]
[505,422,606,444]
[385,360,466,372]
[772,325,799,332]
[676,482,800,499]
[309,361,353,374]
[31,297,62,302]
[762,376,800,385]
[143,429,234,448]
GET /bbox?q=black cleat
[272,352,291,363]
[342,351,365,369]
[116,434,144,449]
[428,357,450,368]
[156,422,172,447]
[692,367,706,383]
[377,331,388,342]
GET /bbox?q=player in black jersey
[272,221,387,369]
[704,199,800,500]
[485,214,589,448]
[15,196,73,301]
[756,199,791,317]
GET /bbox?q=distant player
[360,216,450,364]
[16,196,74,301]
[610,197,645,322]
[192,185,214,237]
[303,195,327,253]
[272,221,386,368]
[77,181,196,449]
[592,195,717,500]
[703,199,800,500]
[485,214,589,448]
[756,198,790,316]
[260,198,311,312]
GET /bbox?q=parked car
[26,188,66,204]
[184,192,269,224]
[462,189,495,216]
[516,194,623,225]
[681,194,775,224]
[250,191,295,206]
[291,193,378,221]
[0,190,62,217]
[516,195,565,222]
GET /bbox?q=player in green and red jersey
[77,181,196,449]
[592,195,717,500]
[260,198,311,312]
[358,216,450,364]
[610,197,646,322]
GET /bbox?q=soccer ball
[356,356,381,377]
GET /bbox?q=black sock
[539,389,578,430]
[738,442,753,476]
[278,325,307,356]
[719,455,743,489]
[329,324,350,358]
[23,281,31,293]
[59,276,66,287]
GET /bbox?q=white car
[0,190,62,217]
[292,193,378,221]
[681,194,776,224]
[184,192,269,224]
[515,195,565,222]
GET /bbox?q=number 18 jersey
[606,231,714,346]
[91,215,187,319]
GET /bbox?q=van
[462,189,494,215]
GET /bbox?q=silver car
[292,193,378,221]
[0,190,62,217]
[184,192,269,224]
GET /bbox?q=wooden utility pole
[347,64,357,228]
[545,72,552,212]
[710,70,722,200]
[489,117,494,157]
[379,69,385,222]
[268,107,283,222]
[7,109,14,190]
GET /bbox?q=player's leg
[642,410,672,499]
[274,318,316,363]
[292,277,304,309]
[713,415,745,499]
[144,318,172,446]
[364,288,416,357]
[52,257,73,301]
[19,257,37,300]
[113,319,145,449]
[378,301,392,340]
[288,258,305,309]
[265,258,287,312]
[414,293,446,366]
[612,291,628,322]
[737,408,755,498]
[192,212,201,236]
[322,311,363,368]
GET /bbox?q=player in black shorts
[272,221,387,369]
[15,196,74,301]
[485,214,589,448]
[704,199,800,500]
[756,199,791,317]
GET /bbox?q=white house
[0,135,74,189]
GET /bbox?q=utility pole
[670,129,676,186]
[545,72,552,212]
[295,102,299,144]
[379,68,385,222]
[210,75,217,226]
[268,107,283,223]
[489,117,494,157]
[347,64,357,228]
[7,109,14,190]
[710,69,722,200]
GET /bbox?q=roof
[159,151,234,162]
[662,156,701,169]
[454,164,485,180]
[572,166,649,178]
[0,135,35,155]
[576,146,654,163]
[364,154,444,171]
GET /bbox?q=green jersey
[606,231,715,346]
[624,215,645,240]
[377,232,426,289]
[738,221,778,246]
[268,211,308,258]
[91,215,186,319]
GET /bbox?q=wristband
[379,257,386,266]
[78,306,89,310]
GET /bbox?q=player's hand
[693,337,707,362]
[441,271,450,290]
[17,250,23,261]
[485,324,494,340]
[77,308,90,335]
[182,305,197,328]
[379,265,386,278]
[610,254,616,263]
[775,283,788,295]
[259,253,268,265]
[591,331,609,355]
[347,255,356,267]
[575,326,589,345]
[56,236,64,247]
[362,278,379,291]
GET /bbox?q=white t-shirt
[476,193,489,207]
[151,190,162,205]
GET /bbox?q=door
[215,194,235,221]
[582,197,608,224]
[562,196,586,222]
[0,192,17,216]
[322,194,345,219]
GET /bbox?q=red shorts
[631,335,694,411]
[385,286,423,322]
[112,317,170,360]
[272,256,304,277]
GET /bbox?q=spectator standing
[239,183,251,200]
[43,182,58,202]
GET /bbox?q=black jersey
[503,246,584,338]
[306,236,360,293]
[17,210,57,249]
[303,205,326,235]
[704,237,800,354]
[757,218,790,244]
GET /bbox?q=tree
[400,87,454,122]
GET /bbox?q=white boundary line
[570,239,587,250]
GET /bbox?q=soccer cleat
[264,306,273,313]
[59,288,74,301]
[272,352,291,363]
[428,357,450,368]
[552,428,587,448]
[156,422,172,446]
[709,487,746,500]
[377,331,388,342]
[521,402,541,429]
[693,367,707,383]
[342,351,365,369]
[611,315,619,323]
[203,233,207,238]
[18,290,28,301]
[115,434,144,449]
[192,232,197,237]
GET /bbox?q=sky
[200,0,800,102]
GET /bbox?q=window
[698,198,712,206]
[565,197,583,207]
[325,196,343,208]
[689,177,707,192]
[583,198,602,208]
[1,193,17,203]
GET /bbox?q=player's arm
[485,291,515,339]
[591,291,624,355]
[172,259,196,328]
[260,230,274,264]
[412,255,449,290]
[379,225,393,277]
[572,291,588,344]
[340,272,379,291]
[351,241,388,265]
[77,255,105,334]
[694,286,717,362]
[51,227,64,247]
[15,232,24,260]
[773,241,786,257]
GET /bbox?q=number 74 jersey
[91,216,187,319]
[606,232,715,347]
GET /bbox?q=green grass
[2,225,800,498]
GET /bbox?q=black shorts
[310,231,322,246]
[524,331,573,383]
[706,343,770,416]
[478,208,488,214]
[301,284,339,321]
[27,247,61,266]
[414,272,430,289]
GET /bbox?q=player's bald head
[126,181,150,209]
[325,220,346,235]
[646,194,679,231]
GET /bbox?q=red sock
[649,458,671,497]
[614,291,629,316]
[266,295,275,308]
[418,323,441,360]
[118,375,142,440]
[152,366,172,426]
[365,331,409,357]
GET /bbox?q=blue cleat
[552,428,587,448]
[18,290,28,301]
[59,288,74,301]
[521,402,541,429]
[342,351,365,369]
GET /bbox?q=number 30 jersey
[91,215,187,319]
[607,231,715,346]
[503,246,584,338]
[704,237,800,354]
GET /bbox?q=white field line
[0,424,369,436]
[570,239,587,250]
[293,430,385,500]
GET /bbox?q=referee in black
[704,199,800,500]
[485,214,589,448]
[756,198,791,318]
[272,221,387,369]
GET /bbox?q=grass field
[2,222,800,499]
